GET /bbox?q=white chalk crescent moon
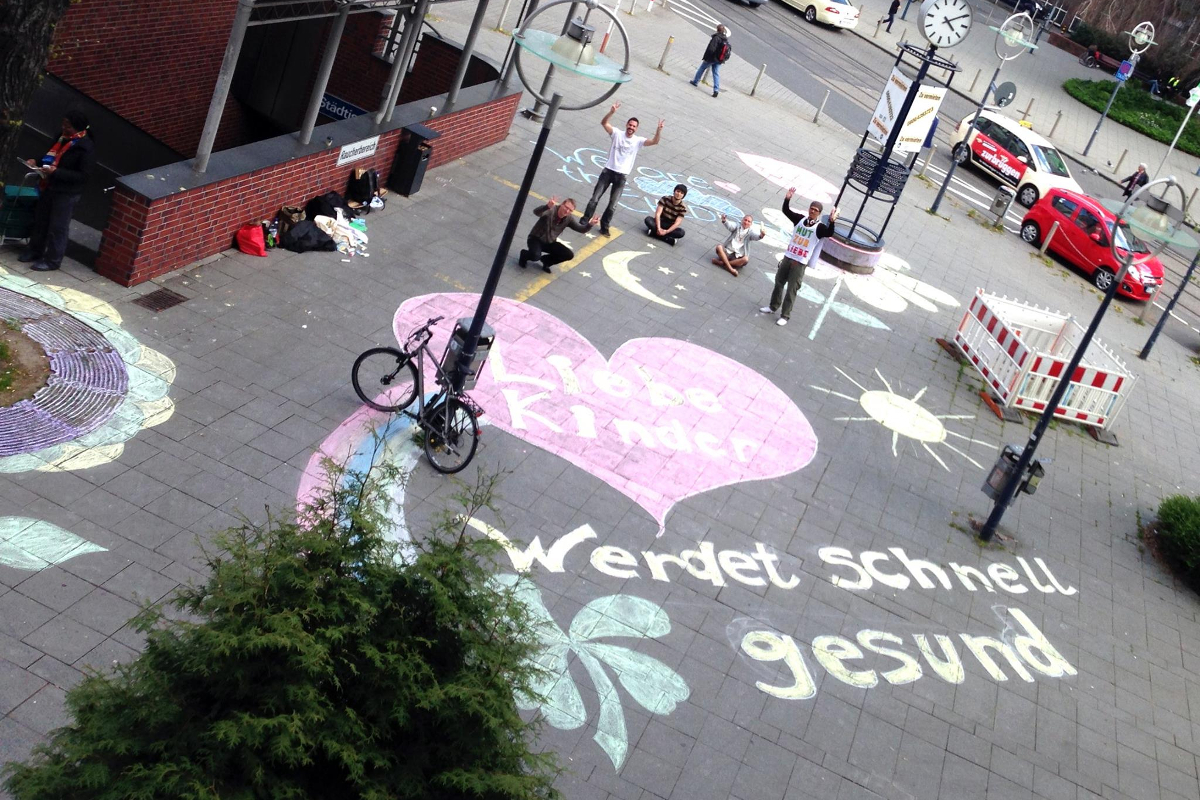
[603,250,684,310]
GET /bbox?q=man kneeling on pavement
[713,213,766,276]
[520,196,600,273]
[645,184,688,246]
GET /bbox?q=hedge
[1063,78,1200,159]
[1156,495,1200,576]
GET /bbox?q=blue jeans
[692,61,720,93]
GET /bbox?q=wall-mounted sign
[321,93,368,121]
[336,136,379,166]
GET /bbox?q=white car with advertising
[780,0,861,29]
[950,108,1081,208]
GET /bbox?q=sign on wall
[336,135,380,166]
[321,93,368,121]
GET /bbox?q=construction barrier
[951,289,1136,432]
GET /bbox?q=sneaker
[541,264,552,274]
[712,91,719,97]
[666,238,676,247]
[30,262,59,272]
[776,317,788,327]
[759,306,774,314]
[689,81,699,87]
[601,227,612,237]
[519,250,529,268]
[17,250,37,263]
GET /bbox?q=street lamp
[930,12,1035,215]
[1152,84,1200,181]
[976,176,1197,542]
[449,0,631,394]
[1082,21,1155,157]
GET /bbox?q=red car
[1019,189,1164,301]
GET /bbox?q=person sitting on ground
[520,196,600,274]
[712,213,766,276]
[645,184,688,246]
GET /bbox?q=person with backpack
[690,24,731,98]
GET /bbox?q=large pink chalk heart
[737,152,837,203]
[394,294,818,531]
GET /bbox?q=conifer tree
[3,464,560,800]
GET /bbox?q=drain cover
[132,288,189,312]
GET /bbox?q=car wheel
[1017,184,1039,207]
[1020,221,1041,245]
[1093,267,1115,292]
[805,6,817,22]
[951,143,969,166]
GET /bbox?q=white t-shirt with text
[603,130,647,175]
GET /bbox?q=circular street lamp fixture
[1100,180,1197,263]
[1128,21,1156,54]
[513,0,632,111]
[991,12,1036,60]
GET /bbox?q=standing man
[760,189,838,327]
[645,184,688,245]
[20,110,95,272]
[712,213,766,276]
[1121,163,1149,198]
[583,102,664,237]
[690,24,731,98]
[520,196,600,273]
[880,0,900,32]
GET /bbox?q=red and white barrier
[952,290,1136,432]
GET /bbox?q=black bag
[305,191,355,222]
[279,219,337,253]
[346,168,379,205]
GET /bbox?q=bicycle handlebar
[406,315,445,345]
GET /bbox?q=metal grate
[132,288,189,312]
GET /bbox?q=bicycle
[351,315,484,473]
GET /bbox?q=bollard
[1049,110,1062,139]
[600,29,611,52]
[1020,97,1034,122]
[874,18,882,38]
[919,143,937,177]
[969,68,981,93]
[1187,187,1198,214]
[1139,281,1164,322]
[1112,148,1128,175]
[493,0,515,31]
[1039,221,1059,255]
[626,0,636,15]
[657,35,673,71]
[813,89,831,125]
[750,63,766,97]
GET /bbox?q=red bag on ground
[236,223,267,257]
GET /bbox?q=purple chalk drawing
[389,294,819,532]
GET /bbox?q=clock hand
[944,12,970,22]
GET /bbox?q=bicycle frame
[399,320,482,458]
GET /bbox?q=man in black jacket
[689,24,730,98]
[520,197,600,274]
[1121,163,1149,199]
[21,110,95,272]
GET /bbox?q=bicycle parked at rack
[351,315,483,473]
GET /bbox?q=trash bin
[990,185,1016,219]
[389,123,441,197]
[982,443,1048,499]
[441,318,495,390]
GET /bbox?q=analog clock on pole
[920,0,973,48]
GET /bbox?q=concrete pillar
[299,5,351,145]
[445,0,492,112]
[194,0,255,173]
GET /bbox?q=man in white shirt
[712,213,765,276]
[583,101,664,236]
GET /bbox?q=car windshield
[1106,221,1150,254]
[1032,145,1070,177]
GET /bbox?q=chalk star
[689,271,699,278]
[657,266,674,275]
[584,232,596,239]
[579,271,592,277]
[674,284,688,291]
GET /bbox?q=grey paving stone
[28,654,85,691]
[21,615,106,666]
[14,569,95,613]
[9,684,71,736]
[64,588,140,636]
[102,563,179,605]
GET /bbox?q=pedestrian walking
[19,109,95,272]
[1121,163,1149,198]
[583,102,663,237]
[519,197,600,274]
[689,24,731,98]
[712,213,766,276]
[759,189,838,327]
[879,0,900,33]
[645,184,688,245]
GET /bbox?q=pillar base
[822,222,884,274]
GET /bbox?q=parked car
[736,0,767,7]
[780,0,860,29]
[1019,189,1164,300]
[950,108,1082,208]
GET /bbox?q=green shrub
[1156,495,1200,573]
[1063,78,1200,158]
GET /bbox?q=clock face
[920,0,973,48]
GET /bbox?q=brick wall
[95,90,522,286]
[49,0,248,156]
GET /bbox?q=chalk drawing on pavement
[737,152,838,203]
[603,250,684,309]
[494,573,689,771]
[811,367,995,470]
[0,517,106,572]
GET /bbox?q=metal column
[445,0,492,112]
[194,0,255,173]
[376,0,433,124]
[299,5,351,145]
[376,6,419,124]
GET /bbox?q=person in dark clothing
[689,24,730,98]
[20,110,95,272]
[760,188,838,327]
[644,184,688,245]
[520,197,600,273]
[880,0,901,32]
[1121,163,1149,198]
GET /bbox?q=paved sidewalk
[853,0,1200,203]
[3,4,1200,800]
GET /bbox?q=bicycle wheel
[352,347,418,412]
[423,397,480,473]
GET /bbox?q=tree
[2,463,561,800]
[1,0,73,187]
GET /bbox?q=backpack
[346,168,380,207]
[718,41,731,63]
[305,190,355,222]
